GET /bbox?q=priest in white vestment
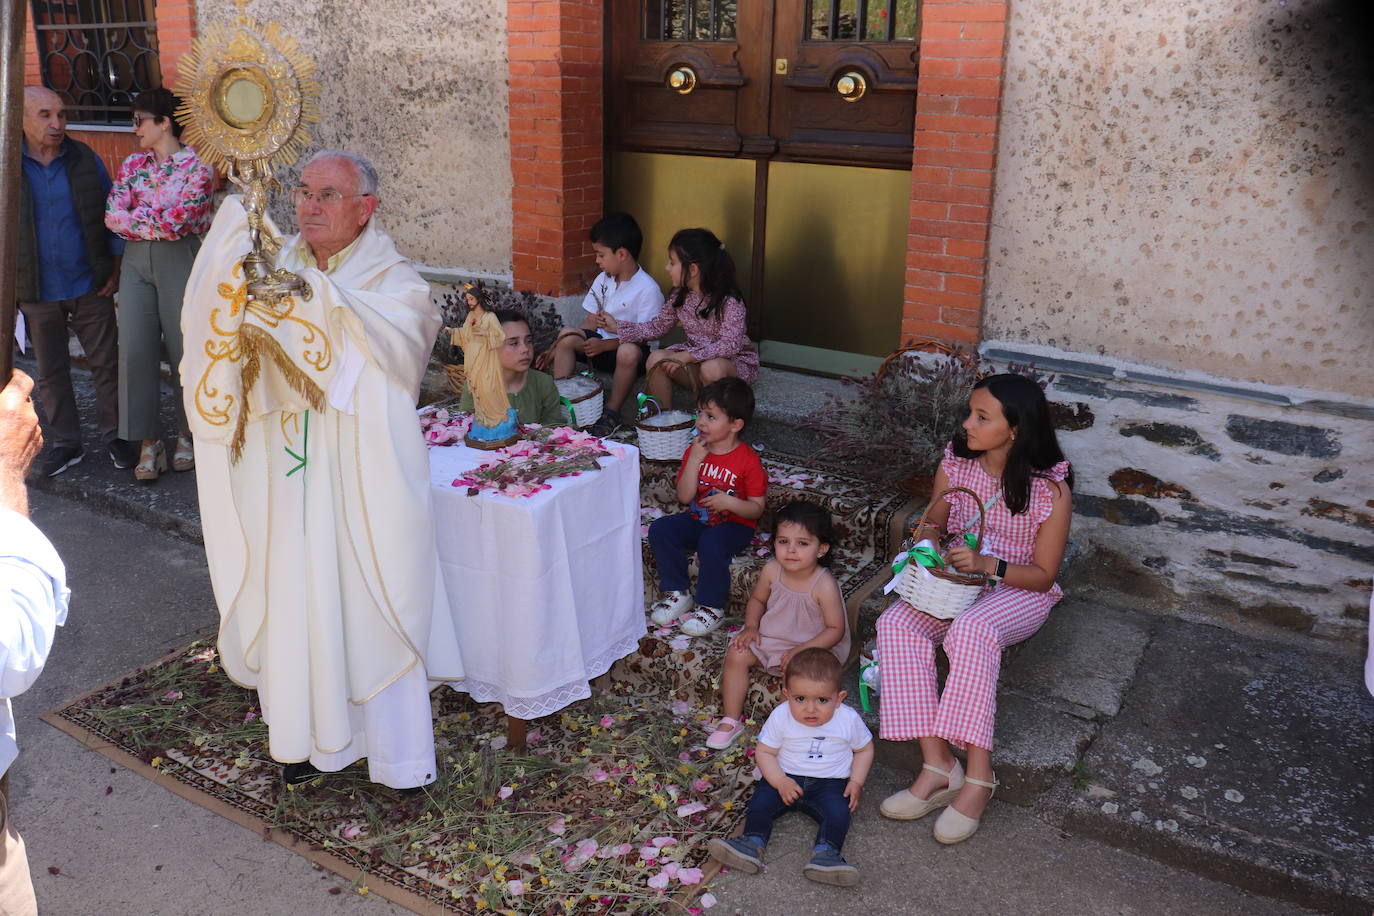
[180,150,463,788]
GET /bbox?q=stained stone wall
[985,0,1373,398]
[1038,367,1373,644]
[195,0,512,278]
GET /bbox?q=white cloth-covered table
[429,441,646,719]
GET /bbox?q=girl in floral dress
[105,88,215,482]
[597,228,758,407]
[875,373,1072,844]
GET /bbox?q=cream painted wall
[985,0,1372,397]
[196,0,512,276]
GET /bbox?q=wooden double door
[608,0,921,373]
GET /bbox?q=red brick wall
[901,0,1009,346]
[507,0,603,297]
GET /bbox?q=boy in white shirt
[707,648,874,886]
[545,212,664,435]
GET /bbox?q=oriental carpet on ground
[42,445,917,915]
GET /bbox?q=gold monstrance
[173,2,320,302]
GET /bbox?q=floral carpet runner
[44,646,750,915]
[42,442,916,915]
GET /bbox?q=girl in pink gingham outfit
[876,374,1072,845]
[599,228,758,408]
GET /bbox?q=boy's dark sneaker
[588,410,620,437]
[803,846,859,886]
[707,835,765,874]
[40,444,84,478]
[107,438,137,469]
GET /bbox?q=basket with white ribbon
[555,373,604,428]
[886,486,991,619]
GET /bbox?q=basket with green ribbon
[635,387,696,462]
[888,486,991,619]
[555,370,604,428]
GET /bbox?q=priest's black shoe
[282,761,326,786]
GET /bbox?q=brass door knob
[835,71,867,102]
[667,67,697,94]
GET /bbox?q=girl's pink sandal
[705,717,746,750]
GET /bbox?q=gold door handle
[667,67,697,94]
[835,71,867,102]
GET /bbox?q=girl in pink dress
[705,501,849,750]
[598,228,758,407]
[876,374,1072,844]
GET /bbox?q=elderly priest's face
[296,155,378,261]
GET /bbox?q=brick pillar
[154,1,198,89]
[507,0,603,296]
[23,17,41,87]
[901,0,1008,346]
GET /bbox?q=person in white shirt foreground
[0,369,70,914]
[707,647,874,886]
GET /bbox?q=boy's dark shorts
[575,329,650,376]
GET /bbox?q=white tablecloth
[429,441,646,719]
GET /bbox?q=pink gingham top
[614,290,759,382]
[105,147,216,241]
[941,442,1070,593]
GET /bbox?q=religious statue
[450,283,519,448]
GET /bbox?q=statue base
[464,407,520,451]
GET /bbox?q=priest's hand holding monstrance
[174,5,319,303]
[175,6,334,460]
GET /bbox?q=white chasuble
[181,197,463,787]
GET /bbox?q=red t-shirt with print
[675,441,768,528]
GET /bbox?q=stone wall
[1023,356,1373,644]
[984,0,1373,397]
[196,0,512,278]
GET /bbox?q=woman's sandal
[680,605,724,636]
[932,774,999,844]
[172,434,194,472]
[879,758,965,820]
[705,716,746,750]
[134,440,167,483]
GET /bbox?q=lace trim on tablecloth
[445,630,645,720]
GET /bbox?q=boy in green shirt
[459,309,564,427]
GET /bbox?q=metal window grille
[644,0,737,41]
[807,0,918,41]
[32,0,162,125]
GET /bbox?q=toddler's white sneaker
[650,590,694,626]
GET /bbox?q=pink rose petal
[700,892,718,908]
[677,867,704,885]
[676,802,707,817]
[497,786,513,799]
[651,836,679,848]
[647,871,670,890]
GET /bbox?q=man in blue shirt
[18,87,129,477]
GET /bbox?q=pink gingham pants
[876,587,1059,751]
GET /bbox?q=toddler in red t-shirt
[647,378,768,636]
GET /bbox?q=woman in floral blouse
[105,88,215,482]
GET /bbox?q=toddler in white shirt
[707,648,873,886]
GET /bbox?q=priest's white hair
[304,149,379,196]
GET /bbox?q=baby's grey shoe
[707,835,765,874]
[803,846,859,886]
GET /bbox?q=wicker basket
[893,486,991,619]
[443,363,466,399]
[556,374,604,428]
[636,407,695,461]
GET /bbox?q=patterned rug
[42,444,915,915]
[44,644,752,915]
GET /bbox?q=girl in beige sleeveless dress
[706,501,849,749]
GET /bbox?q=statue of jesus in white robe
[180,157,463,788]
